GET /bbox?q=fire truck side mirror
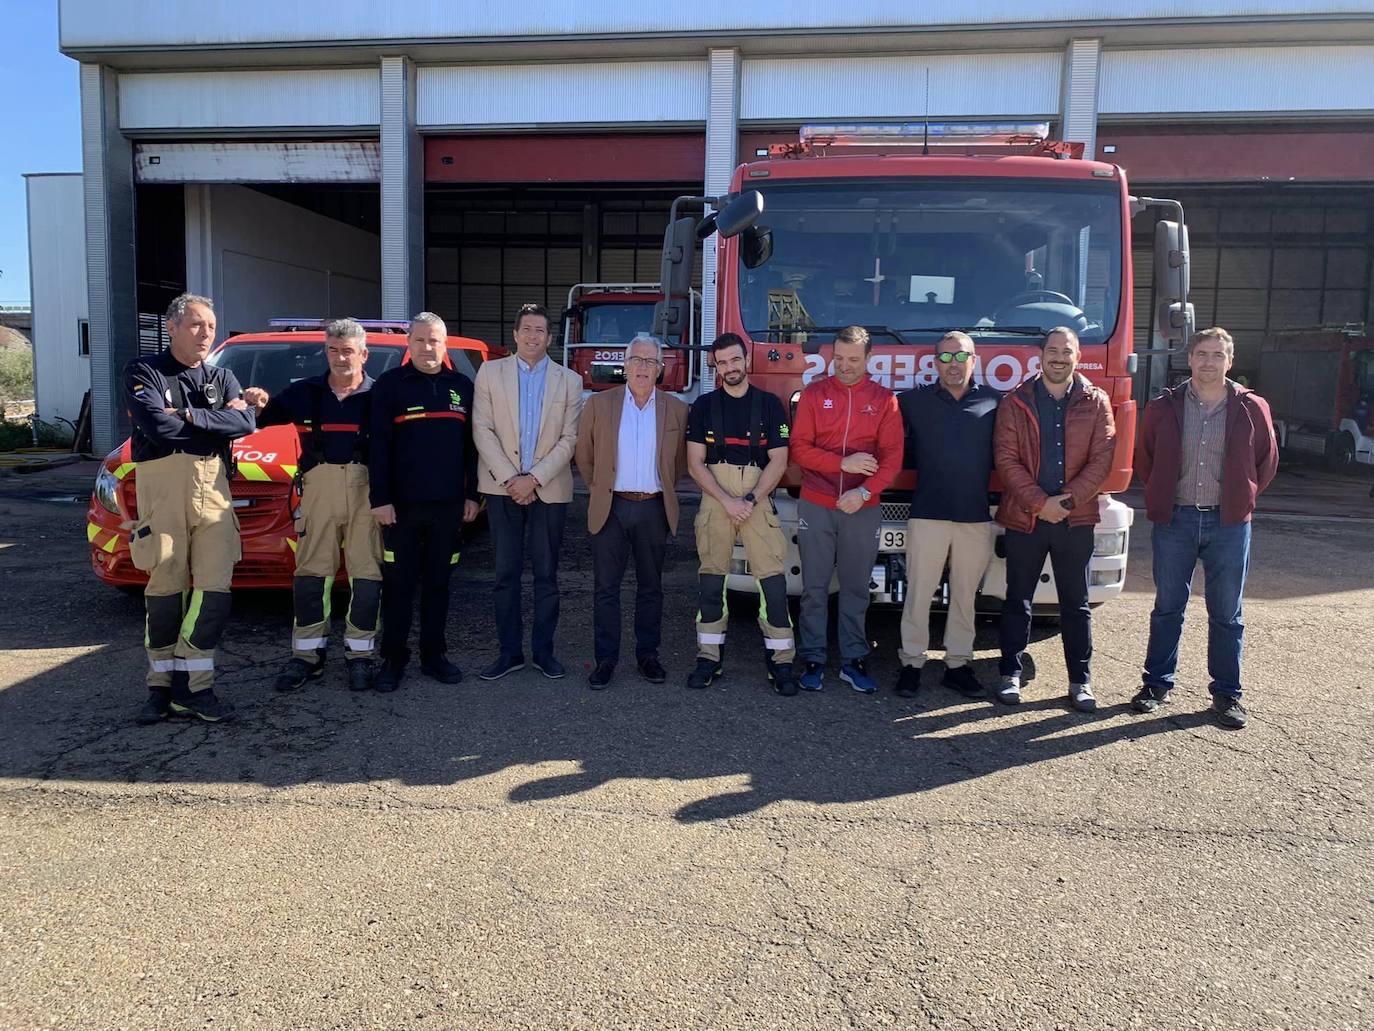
[740,226,774,269]
[1154,219,1192,344]
[715,190,765,239]
[659,216,697,302]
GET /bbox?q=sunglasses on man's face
[937,350,974,364]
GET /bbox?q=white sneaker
[996,676,1021,705]
[1069,682,1097,713]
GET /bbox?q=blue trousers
[488,495,568,662]
[1142,505,1252,700]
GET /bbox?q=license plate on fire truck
[879,526,906,552]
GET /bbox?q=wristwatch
[858,486,872,502]
[742,491,756,504]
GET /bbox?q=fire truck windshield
[582,303,656,343]
[738,177,1123,345]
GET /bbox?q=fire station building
[51,1,1374,452]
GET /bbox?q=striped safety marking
[87,521,121,554]
[237,462,272,482]
[112,462,137,480]
[393,411,467,424]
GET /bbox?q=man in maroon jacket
[790,326,904,693]
[1132,327,1278,729]
[994,327,1116,711]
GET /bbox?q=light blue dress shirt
[516,355,549,473]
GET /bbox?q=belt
[1179,503,1219,511]
[614,490,662,501]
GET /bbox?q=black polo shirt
[257,372,374,472]
[897,381,1000,522]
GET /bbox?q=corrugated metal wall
[417,62,708,129]
[1101,45,1374,116]
[118,69,381,131]
[740,51,1063,122]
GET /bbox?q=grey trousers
[796,498,882,663]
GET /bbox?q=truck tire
[1327,432,1357,471]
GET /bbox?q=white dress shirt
[613,387,661,492]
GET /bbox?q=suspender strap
[747,385,762,467]
[708,388,726,465]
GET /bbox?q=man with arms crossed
[472,302,583,681]
[685,333,798,696]
[1132,326,1277,729]
[894,331,1001,699]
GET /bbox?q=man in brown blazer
[574,334,689,690]
[472,303,584,681]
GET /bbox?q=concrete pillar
[1060,38,1102,159]
[380,56,423,321]
[700,47,742,391]
[80,63,138,455]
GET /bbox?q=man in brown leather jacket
[993,327,1115,711]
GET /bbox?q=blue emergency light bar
[268,318,412,333]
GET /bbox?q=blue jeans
[1142,506,1252,700]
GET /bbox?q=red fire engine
[654,123,1195,606]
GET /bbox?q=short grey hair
[1189,326,1235,360]
[937,330,975,352]
[324,317,367,344]
[409,311,447,337]
[166,293,215,325]
[628,332,664,362]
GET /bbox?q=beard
[723,370,746,386]
[1042,362,1073,384]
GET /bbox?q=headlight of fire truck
[1093,530,1126,557]
[94,465,121,515]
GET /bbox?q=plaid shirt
[1175,380,1231,507]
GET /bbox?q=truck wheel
[1327,432,1357,471]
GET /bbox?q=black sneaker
[346,660,374,692]
[135,689,172,725]
[479,654,525,681]
[420,655,464,684]
[942,664,985,698]
[588,659,615,690]
[894,665,923,698]
[1131,685,1170,713]
[1213,694,1248,729]
[374,659,405,694]
[168,689,235,723]
[274,657,324,693]
[686,657,723,690]
[532,655,566,680]
[638,654,667,684]
[767,661,799,697]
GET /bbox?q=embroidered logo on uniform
[822,399,834,409]
[133,383,145,394]
[860,403,877,416]
[449,389,462,406]
[778,424,790,439]
[798,516,809,530]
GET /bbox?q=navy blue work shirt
[1034,376,1077,496]
[896,381,1000,522]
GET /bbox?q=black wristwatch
[742,491,757,504]
[1059,496,1075,510]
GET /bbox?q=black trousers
[591,495,668,663]
[380,500,464,665]
[487,495,568,661]
[999,520,1094,685]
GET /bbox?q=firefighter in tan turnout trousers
[125,294,256,725]
[244,318,383,694]
[685,334,799,696]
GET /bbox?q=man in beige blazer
[472,303,583,680]
[574,334,689,690]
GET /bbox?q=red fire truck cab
[655,123,1195,607]
[561,283,700,395]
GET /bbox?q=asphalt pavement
[0,461,1369,1030]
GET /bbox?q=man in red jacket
[1132,327,1278,729]
[790,326,904,693]
[994,327,1116,711]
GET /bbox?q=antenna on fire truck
[922,69,931,156]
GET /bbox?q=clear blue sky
[0,1,81,306]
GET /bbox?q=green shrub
[0,348,34,404]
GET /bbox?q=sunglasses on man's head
[937,350,974,364]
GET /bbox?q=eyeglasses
[626,355,663,368]
[937,350,974,364]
